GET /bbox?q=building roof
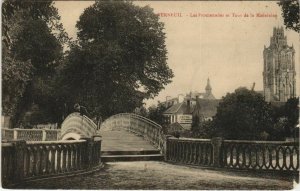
[193,99,220,118]
[163,102,191,115]
[164,98,220,118]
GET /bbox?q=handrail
[100,113,166,153]
[166,136,299,173]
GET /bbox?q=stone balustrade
[100,113,166,153]
[2,128,61,141]
[166,137,299,173]
[222,140,299,171]
[1,136,102,187]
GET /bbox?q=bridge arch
[60,112,97,140]
[100,113,165,151]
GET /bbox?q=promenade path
[18,161,295,189]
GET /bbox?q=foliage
[214,87,273,140]
[268,117,287,141]
[271,97,299,137]
[284,97,299,129]
[278,0,300,33]
[2,56,32,116]
[2,0,67,126]
[191,120,216,139]
[147,104,168,126]
[60,1,173,118]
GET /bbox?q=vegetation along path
[18,161,295,189]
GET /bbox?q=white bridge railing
[2,128,61,141]
[100,113,167,153]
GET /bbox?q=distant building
[263,26,296,102]
[162,78,219,130]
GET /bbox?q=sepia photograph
[1,0,300,189]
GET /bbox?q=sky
[55,1,299,107]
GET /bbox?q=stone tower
[263,26,296,102]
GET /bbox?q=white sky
[55,1,299,107]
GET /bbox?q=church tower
[204,78,215,99]
[263,26,296,102]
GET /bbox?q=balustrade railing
[100,113,166,153]
[1,136,102,187]
[167,138,213,166]
[221,140,299,172]
[166,137,299,173]
[2,128,60,141]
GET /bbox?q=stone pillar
[163,135,173,161]
[211,137,223,167]
[12,140,26,184]
[42,129,47,141]
[13,128,18,140]
[93,135,102,164]
[82,138,94,169]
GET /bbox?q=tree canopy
[60,1,173,118]
[2,0,67,126]
[214,88,273,140]
[278,0,300,33]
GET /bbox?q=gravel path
[18,161,296,190]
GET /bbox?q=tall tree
[61,1,173,118]
[278,0,300,33]
[2,0,68,126]
[214,88,273,140]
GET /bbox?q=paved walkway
[100,129,158,152]
[18,161,295,189]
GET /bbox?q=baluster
[182,142,187,163]
[198,144,203,165]
[52,146,57,173]
[62,145,67,172]
[236,145,240,168]
[179,142,184,162]
[73,144,78,170]
[77,144,82,169]
[210,144,213,166]
[287,147,292,170]
[57,145,62,173]
[282,146,287,170]
[261,145,266,170]
[192,142,197,164]
[275,146,280,170]
[295,147,299,169]
[194,142,199,164]
[257,145,263,170]
[205,144,209,165]
[67,145,72,171]
[31,146,37,176]
[183,142,187,163]
[37,145,42,175]
[24,148,30,177]
[269,146,275,170]
[241,145,246,168]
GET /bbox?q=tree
[2,0,68,126]
[147,104,168,126]
[278,0,300,33]
[2,57,32,116]
[284,97,299,134]
[60,1,173,118]
[214,87,273,140]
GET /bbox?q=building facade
[263,27,296,102]
[162,78,219,130]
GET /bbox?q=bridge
[1,112,299,189]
